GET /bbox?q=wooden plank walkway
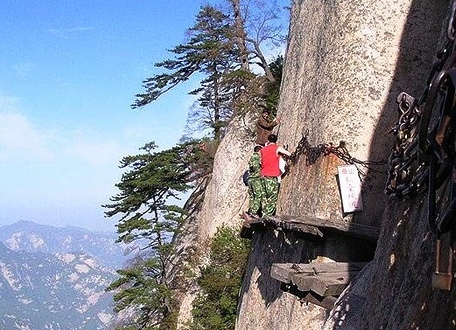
[271,262,368,309]
[240,213,379,241]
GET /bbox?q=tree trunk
[229,0,250,71]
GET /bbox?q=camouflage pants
[260,176,280,216]
[248,177,263,215]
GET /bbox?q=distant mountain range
[0,221,129,329]
[0,220,126,268]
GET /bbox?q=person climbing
[246,145,263,218]
[256,109,280,146]
[260,134,291,216]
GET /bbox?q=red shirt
[260,143,281,177]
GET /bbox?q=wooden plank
[289,262,367,274]
[314,272,355,296]
[239,214,324,239]
[258,215,324,237]
[271,262,366,297]
[270,262,366,283]
[271,262,366,277]
[239,213,379,241]
[289,272,318,292]
[239,212,264,226]
[268,215,380,241]
[292,271,358,296]
[281,222,323,237]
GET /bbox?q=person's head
[254,145,262,152]
[267,134,278,143]
[262,110,270,118]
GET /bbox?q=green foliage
[133,6,237,109]
[264,55,283,115]
[133,3,287,141]
[186,226,251,330]
[104,141,201,244]
[103,140,213,329]
[106,256,173,328]
[135,5,242,141]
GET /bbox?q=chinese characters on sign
[337,165,363,213]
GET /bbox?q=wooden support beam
[292,271,359,296]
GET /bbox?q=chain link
[287,133,386,178]
[286,2,456,200]
[385,92,427,196]
[385,4,456,198]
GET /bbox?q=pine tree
[133,3,287,140]
[103,141,204,329]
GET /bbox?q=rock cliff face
[177,0,456,329]
[271,0,454,329]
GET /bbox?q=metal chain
[286,2,456,198]
[385,4,456,198]
[287,133,329,167]
[287,133,386,178]
[385,92,427,197]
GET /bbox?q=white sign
[337,165,363,213]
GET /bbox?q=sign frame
[337,164,363,213]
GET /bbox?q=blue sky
[0,1,209,232]
[0,0,289,233]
